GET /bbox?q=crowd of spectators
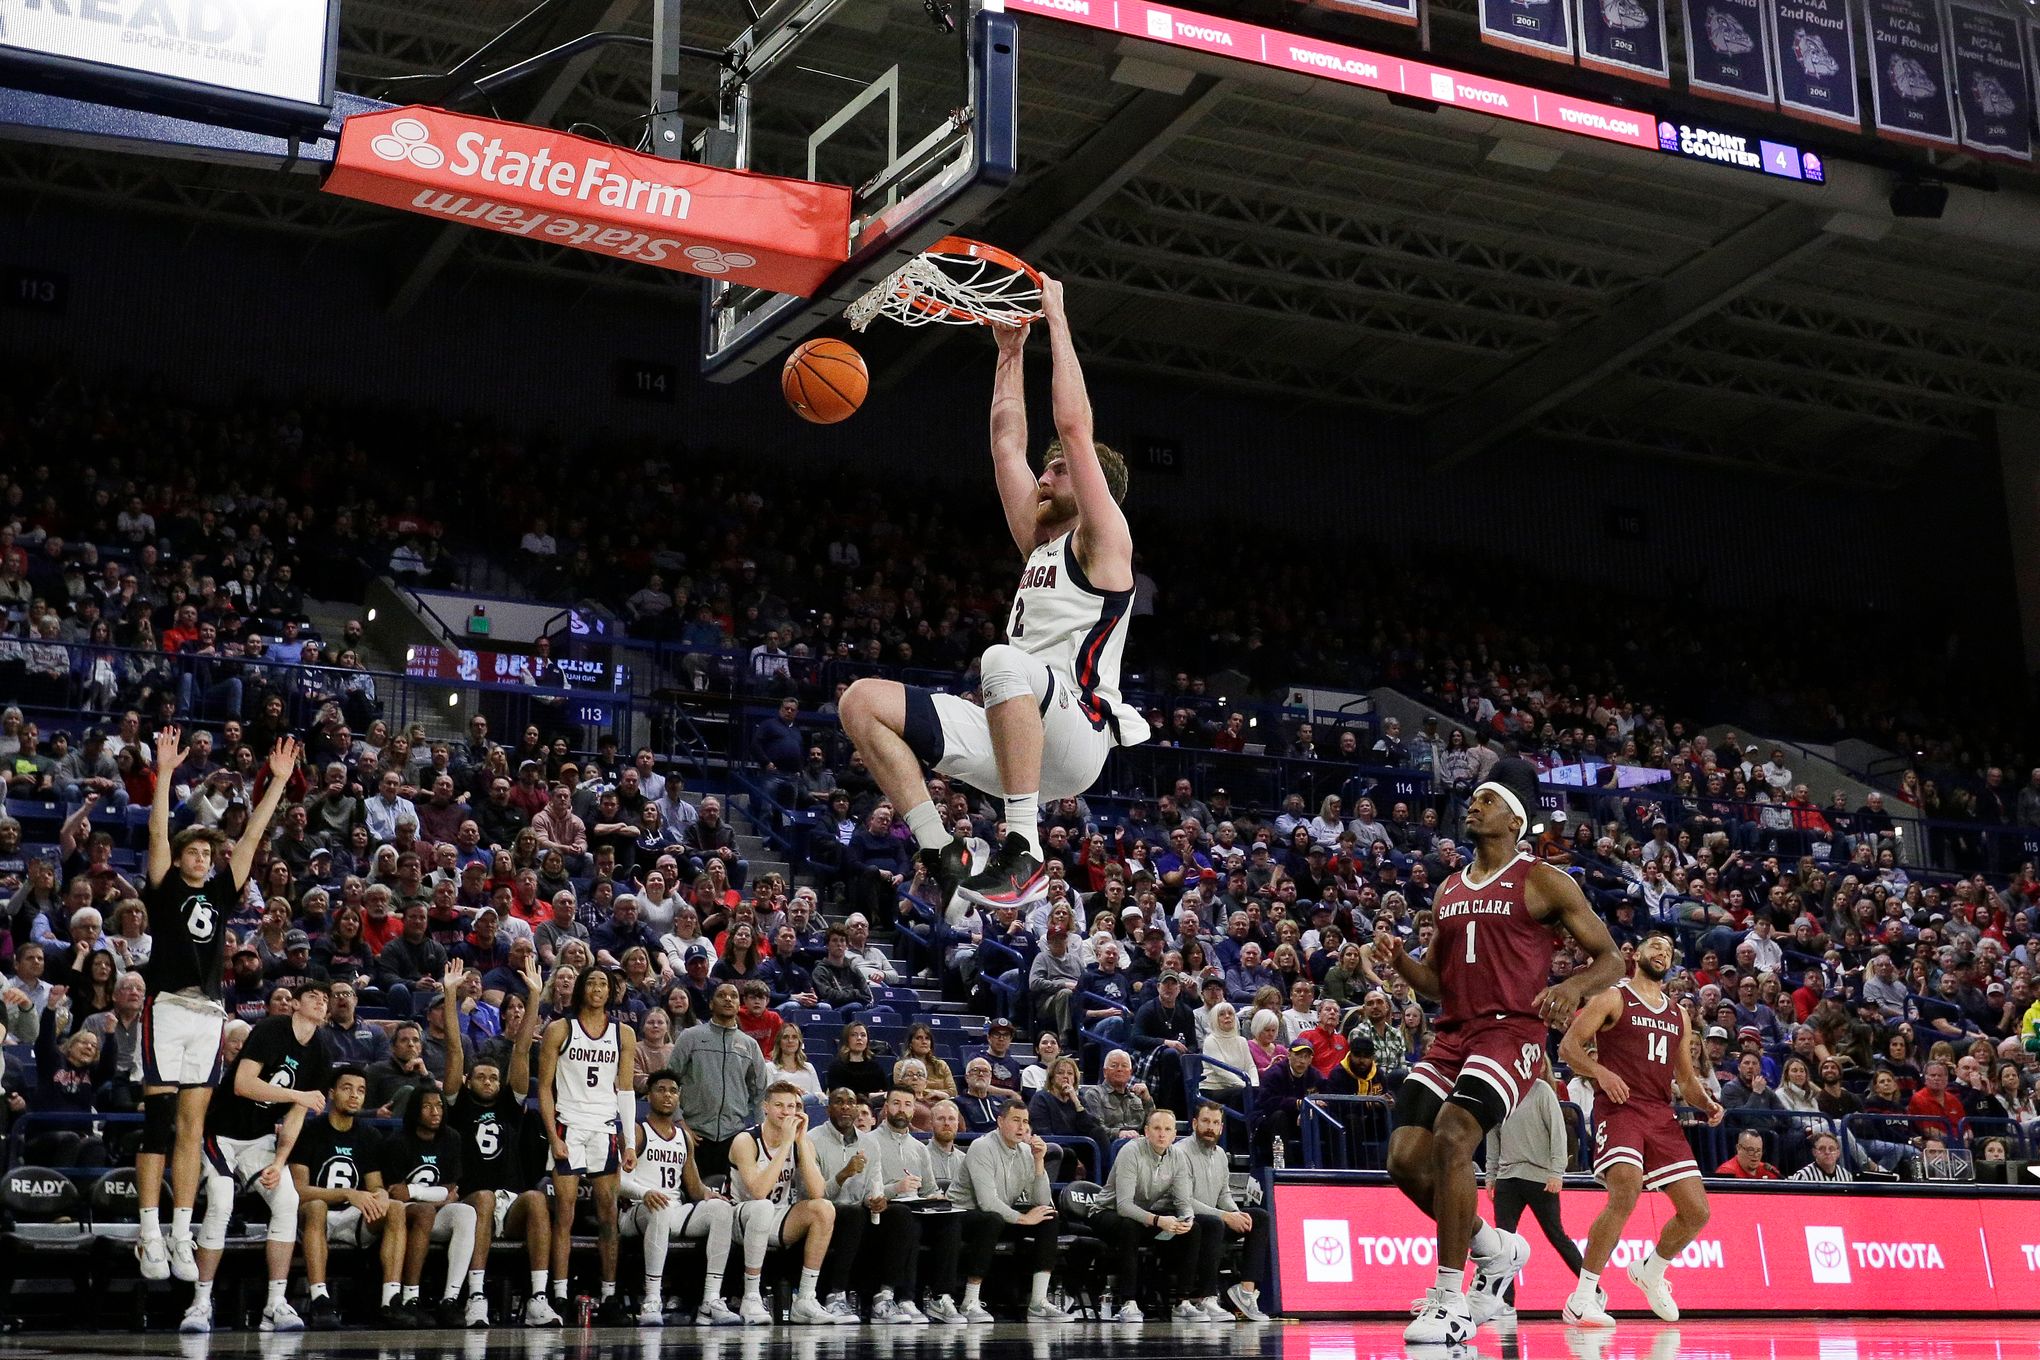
[3,360,2040,1240]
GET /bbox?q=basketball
[781,337,869,424]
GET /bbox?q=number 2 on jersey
[1010,597,1025,638]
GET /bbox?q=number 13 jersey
[1428,852,1558,1031]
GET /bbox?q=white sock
[1004,794,1041,857]
[382,1283,401,1307]
[1435,1266,1465,1296]
[171,1207,194,1240]
[600,1281,616,1300]
[140,1207,162,1239]
[1641,1250,1674,1283]
[1029,1272,1051,1307]
[402,1285,420,1304]
[798,1267,820,1301]
[644,1275,662,1306]
[1470,1218,1502,1258]
[905,801,950,853]
[703,1269,725,1301]
[530,1270,548,1297]
[193,1281,214,1310]
[1575,1268,1601,1295]
[745,1274,764,1300]
[552,1280,569,1301]
[962,1282,981,1310]
[469,1270,486,1298]
[309,1283,330,1302]
[442,1277,461,1302]
[267,1279,288,1308]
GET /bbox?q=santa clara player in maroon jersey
[1557,928,1722,1327]
[1374,758,1623,1345]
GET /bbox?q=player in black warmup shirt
[381,970,482,1328]
[137,730,302,1285]
[291,1066,413,1328]
[183,981,330,1334]
[444,954,557,1326]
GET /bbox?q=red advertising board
[1270,1179,2040,1314]
[1001,0,1657,150]
[325,106,851,296]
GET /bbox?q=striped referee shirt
[1787,1163,1854,1183]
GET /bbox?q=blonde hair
[1042,439,1128,504]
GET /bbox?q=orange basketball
[781,337,869,424]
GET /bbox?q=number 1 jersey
[1428,851,1559,1031]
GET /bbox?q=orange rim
[907,235,1043,324]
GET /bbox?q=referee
[1482,1076,1586,1310]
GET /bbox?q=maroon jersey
[1429,852,1559,1030]
[1595,979,1682,1107]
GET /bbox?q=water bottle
[1272,1136,1286,1170]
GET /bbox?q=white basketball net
[846,244,1043,331]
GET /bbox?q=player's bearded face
[1637,950,1671,981]
[1035,461,1077,522]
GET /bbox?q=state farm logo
[1805,1225,1850,1284]
[1301,1218,1352,1283]
[370,117,445,170]
[682,245,755,275]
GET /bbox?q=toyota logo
[1312,1234,1345,1267]
[1813,1240,1843,1269]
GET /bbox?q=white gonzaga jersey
[1006,529,1147,748]
[731,1124,801,1205]
[554,1017,622,1131]
[639,1121,691,1196]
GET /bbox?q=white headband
[1475,780,1528,832]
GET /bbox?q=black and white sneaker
[959,833,1045,907]
[919,835,975,908]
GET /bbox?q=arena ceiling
[8,0,2040,486]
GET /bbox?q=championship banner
[1944,0,2032,159]
[1682,0,1780,106]
[1769,0,1863,126]
[1578,0,1673,82]
[1307,0,1421,27]
[324,105,852,295]
[1861,0,1959,144]
[1480,0,1578,62]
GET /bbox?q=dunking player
[138,729,301,1284]
[1374,758,1623,1344]
[536,966,638,1325]
[838,276,1147,909]
[1558,929,1722,1326]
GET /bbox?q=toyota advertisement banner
[325,106,851,296]
[1270,1179,2040,1314]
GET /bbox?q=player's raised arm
[989,320,1040,557]
[1039,276,1131,579]
[231,737,301,888]
[148,724,183,886]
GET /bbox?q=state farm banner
[1307,0,1421,27]
[1861,0,1959,143]
[1269,1177,2040,1315]
[1769,0,1863,126]
[1480,0,1578,61]
[1945,0,2032,159]
[1682,0,1780,106]
[1578,0,1673,82]
[324,106,851,296]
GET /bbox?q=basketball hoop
[845,235,1042,331]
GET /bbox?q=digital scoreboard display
[1656,118,1826,183]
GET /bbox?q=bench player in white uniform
[729,1081,845,1325]
[839,276,1147,910]
[138,729,301,1283]
[619,1072,742,1327]
[537,966,637,1326]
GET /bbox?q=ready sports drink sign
[325,106,852,296]
[0,0,333,105]
[1269,1177,2040,1313]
